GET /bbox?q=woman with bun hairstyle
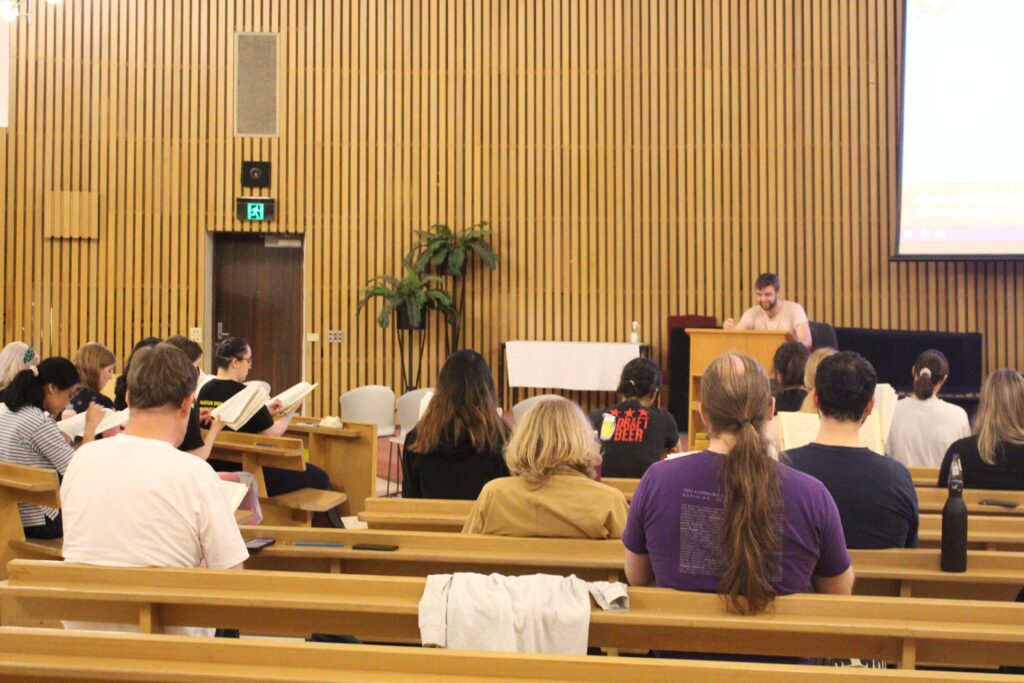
[885,349,970,468]
[624,353,853,619]
[588,357,679,478]
[0,358,103,538]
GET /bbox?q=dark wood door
[213,234,303,394]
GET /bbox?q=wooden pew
[285,417,377,515]
[211,431,347,525]
[3,560,1023,670]
[607,477,1023,516]
[917,487,1024,516]
[909,466,939,487]
[240,527,1024,602]
[359,497,1024,549]
[0,627,1016,683]
[0,463,63,579]
[919,514,1024,552]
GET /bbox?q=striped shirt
[0,405,74,527]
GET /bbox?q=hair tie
[22,345,35,364]
[627,379,636,387]
[919,367,932,378]
[29,366,39,377]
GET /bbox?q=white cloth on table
[505,342,641,392]
[418,572,629,655]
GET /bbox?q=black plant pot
[396,306,427,331]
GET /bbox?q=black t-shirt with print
[197,378,274,434]
[588,399,680,478]
[177,402,206,451]
[70,388,115,413]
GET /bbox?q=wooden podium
[685,329,790,449]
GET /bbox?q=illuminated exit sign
[235,197,276,222]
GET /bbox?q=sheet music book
[874,383,898,443]
[219,479,250,513]
[245,380,271,395]
[777,411,884,455]
[211,384,270,431]
[57,408,130,439]
[268,382,317,414]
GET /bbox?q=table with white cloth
[498,341,652,406]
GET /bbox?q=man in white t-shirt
[61,343,249,636]
[724,272,813,348]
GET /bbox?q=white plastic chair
[511,393,562,424]
[340,385,398,495]
[339,385,396,437]
[388,388,434,496]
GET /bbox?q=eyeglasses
[237,356,253,365]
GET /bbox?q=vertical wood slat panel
[1,0,1021,418]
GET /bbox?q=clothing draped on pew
[419,573,627,655]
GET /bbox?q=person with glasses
[197,336,332,499]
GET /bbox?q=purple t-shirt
[623,450,851,594]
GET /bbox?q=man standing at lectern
[723,272,813,349]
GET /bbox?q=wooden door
[212,234,303,394]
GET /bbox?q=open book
[777,411,885,455]
[874,383,898,444]
[267,381,317,415]
[211,384,271,431]
[57,408,131,439]
[219,479,250,513]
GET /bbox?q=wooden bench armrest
[0,463,60,492]
[268,489,347,512]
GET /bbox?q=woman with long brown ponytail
[623,353,853,620]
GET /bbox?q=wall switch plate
[327,330,344,343]
[189,327,202,343]
[307,333,320,343]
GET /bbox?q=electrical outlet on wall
[327,330,344,343]
[189,327,202,343]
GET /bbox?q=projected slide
[897,0,1024,257]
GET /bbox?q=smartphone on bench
[352,543,399,552]
[979,499,1019,509]
[245,538,276,552]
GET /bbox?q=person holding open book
[786,352,918,549]
[198,336,331,498]
[0,357,104,539]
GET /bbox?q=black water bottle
[941,454,968,573]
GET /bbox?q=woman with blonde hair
[462,397,628,538]
[799,347,838,413]
[70,342,117,413]
[624,352,852,619]
[939,368,1024,489]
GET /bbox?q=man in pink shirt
[724,272,813,348]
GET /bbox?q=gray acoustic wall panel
[235,33,278,137]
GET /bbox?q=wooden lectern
[685,329,790,449]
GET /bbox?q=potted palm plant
[356,265,459,391]
[408,221,499,353]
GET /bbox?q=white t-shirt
[884,396,971,468]
[61,433,249,636]
[735,300,809,338]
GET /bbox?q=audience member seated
[164,335,224,460]
[799,347,837,413]
[623,352,853,616]
[885,349,970,467]
[463,397,628,539]
[939,368,1024,490]
[70,343,116,413]
[60,343,248,637]
[198,336,331,497]
[403,350,510,499]
[771,341,809,413]
[0,341,40,402]
[0,358,103,539]
[588,357,680,478]
[113,337,161,410]
[786,352,918,549]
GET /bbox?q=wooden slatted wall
[2,1,1021,416]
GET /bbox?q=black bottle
[941,454,968,573]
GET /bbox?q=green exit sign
[236,197,276,222]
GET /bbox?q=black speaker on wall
[242,161,271,188]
